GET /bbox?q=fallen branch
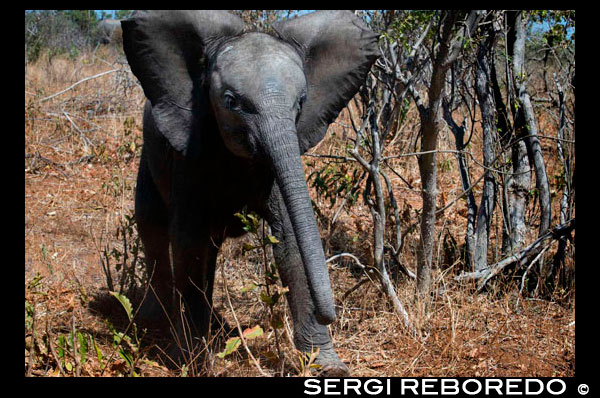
[25,151,70,179]
[63,111,93,151]
[39,68,120,102]
[454,219,575,291]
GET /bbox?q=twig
[385,244,417,280]
[382,160,414,190]
[220,265,270,377]
[304,153,356,162]
[46,322,66,376]
[62,111,93,151]
[515,246,549,309]
[342,278,370,302]
[26,305,36,377]
[71,314,81,377]
[25,151,70,179]
[260,221,284,375]
[326,252,366,269]
[380,168,416,281]
[330,170,366,226]
[39,68,120,102]
[347,79,416,335]
[383,149,463,160]
[434,134,540,216]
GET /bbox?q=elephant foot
[312,349,350,376]
[136,291,171,329]
[166,338,203,365]
[165,320,206,366]
[164,304,213,366]
[316,361,350,377]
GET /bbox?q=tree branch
[39,68,120,102]
[454,219,575,291]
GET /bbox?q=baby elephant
[121,10,379,375]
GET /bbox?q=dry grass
[25,48,574,377]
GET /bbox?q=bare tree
[511,11,552,240]
[410,10,484,298]
[348,77,414,332]
[472,18,498,272]
[504,11,532,255]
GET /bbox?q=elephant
[121,10,379,376]
[97,19,123,45]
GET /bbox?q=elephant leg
[169,227,221,363]
[135,153,173,325]
[265,185,349,376]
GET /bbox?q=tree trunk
[416,117,439,297]
[489,43,514,256]
[473,28,497,272]
[550,73,574,287]
[505,138,530,254]
[504,11,532,255]
[443,101,477,270]
[512,11,552,238]
[416,11,456,298]
[416,10,484,297]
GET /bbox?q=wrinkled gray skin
[98,19,122,44]
[122,10,378,376]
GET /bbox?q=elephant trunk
[260,119,336,325]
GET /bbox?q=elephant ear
[122,10,244,153]
[273,10,380,153]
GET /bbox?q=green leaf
[217,337,241,358]
[240,283,258,293]
[57,335,66,358]
[233,212,247,224]
[242,325,264,340]
[27,273,44,290]
[270,316,284,330]
[25,300,34,329]
[264,235,280,245]
[92,335,104,366]
[247,213,259,227]
[265,263,279,284]
[110,291,133,321]
[77,331,88,364]
[236,210,259,234]
[118,347,134,367]
[260,291,275,306]
[242,243,257,252]
[141,358,161,367]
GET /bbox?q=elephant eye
[223,91,239,111]
[299,93,307,109]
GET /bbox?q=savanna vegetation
[25,10,574,377]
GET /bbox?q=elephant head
[98,19,123,44]
[122,10,379,325]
